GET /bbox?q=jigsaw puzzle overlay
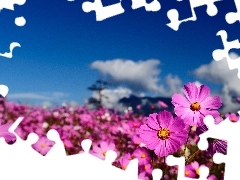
[2,0,240,180]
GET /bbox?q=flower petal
[199,108,220,119]
[154,140,167,157]
[183,82,198,102]
[170,132,188,145]
[168,117,185,132]
[172,94,190,107]
[201,96,222,109]
[196,85,210,103]
[157,110,173,128]
[146,113,159,130]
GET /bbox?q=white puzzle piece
[82,0,125,21]
[212,30,240,79]
[166,0,222,31]
[225,0,240,24]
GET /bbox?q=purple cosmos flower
[32,136,55,156]
[184,164,197,178]
[225,112,239,122]
[91,141,116,160]
[158,100,168,108]
[138,172,149,180]
[0,122,16,144]
[132,147,151,165]
[172,82,222,126]
[196,117,227,156]
[118,153,132,170]
[207,174,218,180]
[139,110,188,157]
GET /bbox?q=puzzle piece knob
[206,4,218,16]
[166,155,181,166]
[212,49,225,61]
[26,132,39,144]
[198,166,209,178]
[213,152,225,164]
[47,129,60,140]
[81,139,92,152]
[82,2,93,13]
[105,150,117,163]
[197,137,208,151]
[226,12,237,24]
[152,169,162,180]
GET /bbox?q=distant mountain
[118,95,231,116]
[118,95,174,116]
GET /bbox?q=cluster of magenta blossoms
[0,82,236,180]
[139,82,227,179]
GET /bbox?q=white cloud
[8,92,69,100]
[41,101,52,108]
[194,81,202,87]
[8,93,51,100]
[91,87,132,110]
[91,59,161,92]
[90,59,183,97]
[192,52,240,113]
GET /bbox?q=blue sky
[0,0,240,112]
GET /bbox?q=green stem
[163,156,166,178]
[186,149,200,164]
[183,126,192,162]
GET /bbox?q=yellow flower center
[196,168,199,175]
[231,117,236,121]
[158,128,170,140]
[103,152,106,156]
[41,144,45,148]
[123,166,127,170]
[185,171,189,176]
[144,165,148,170]
[141,154,146,158]
[190,102,201,111]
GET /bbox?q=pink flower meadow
[0,81,229,180]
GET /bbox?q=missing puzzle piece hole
[105,150,117,163]
[213,152,225,164]
[225,12,237,24]
[152,168,163,180]
[81,139,92,152]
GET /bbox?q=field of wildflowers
[0,82,238,180]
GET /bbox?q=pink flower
[158,100,168,108]
[0,122,16,144]
[118,153,132,170]
[91,141,116,160]
[138,172,149,180]
[142,163,153,174]
[132,134,142,145]
[172,82,222,126]
[136,104,142,110]
[132,147,151,165]
[63,139,73,148]
[185,164,197,178]
[139,110,188,157]
[208,174,218,180]
[225,112,239,122]
[32,136,55,156]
